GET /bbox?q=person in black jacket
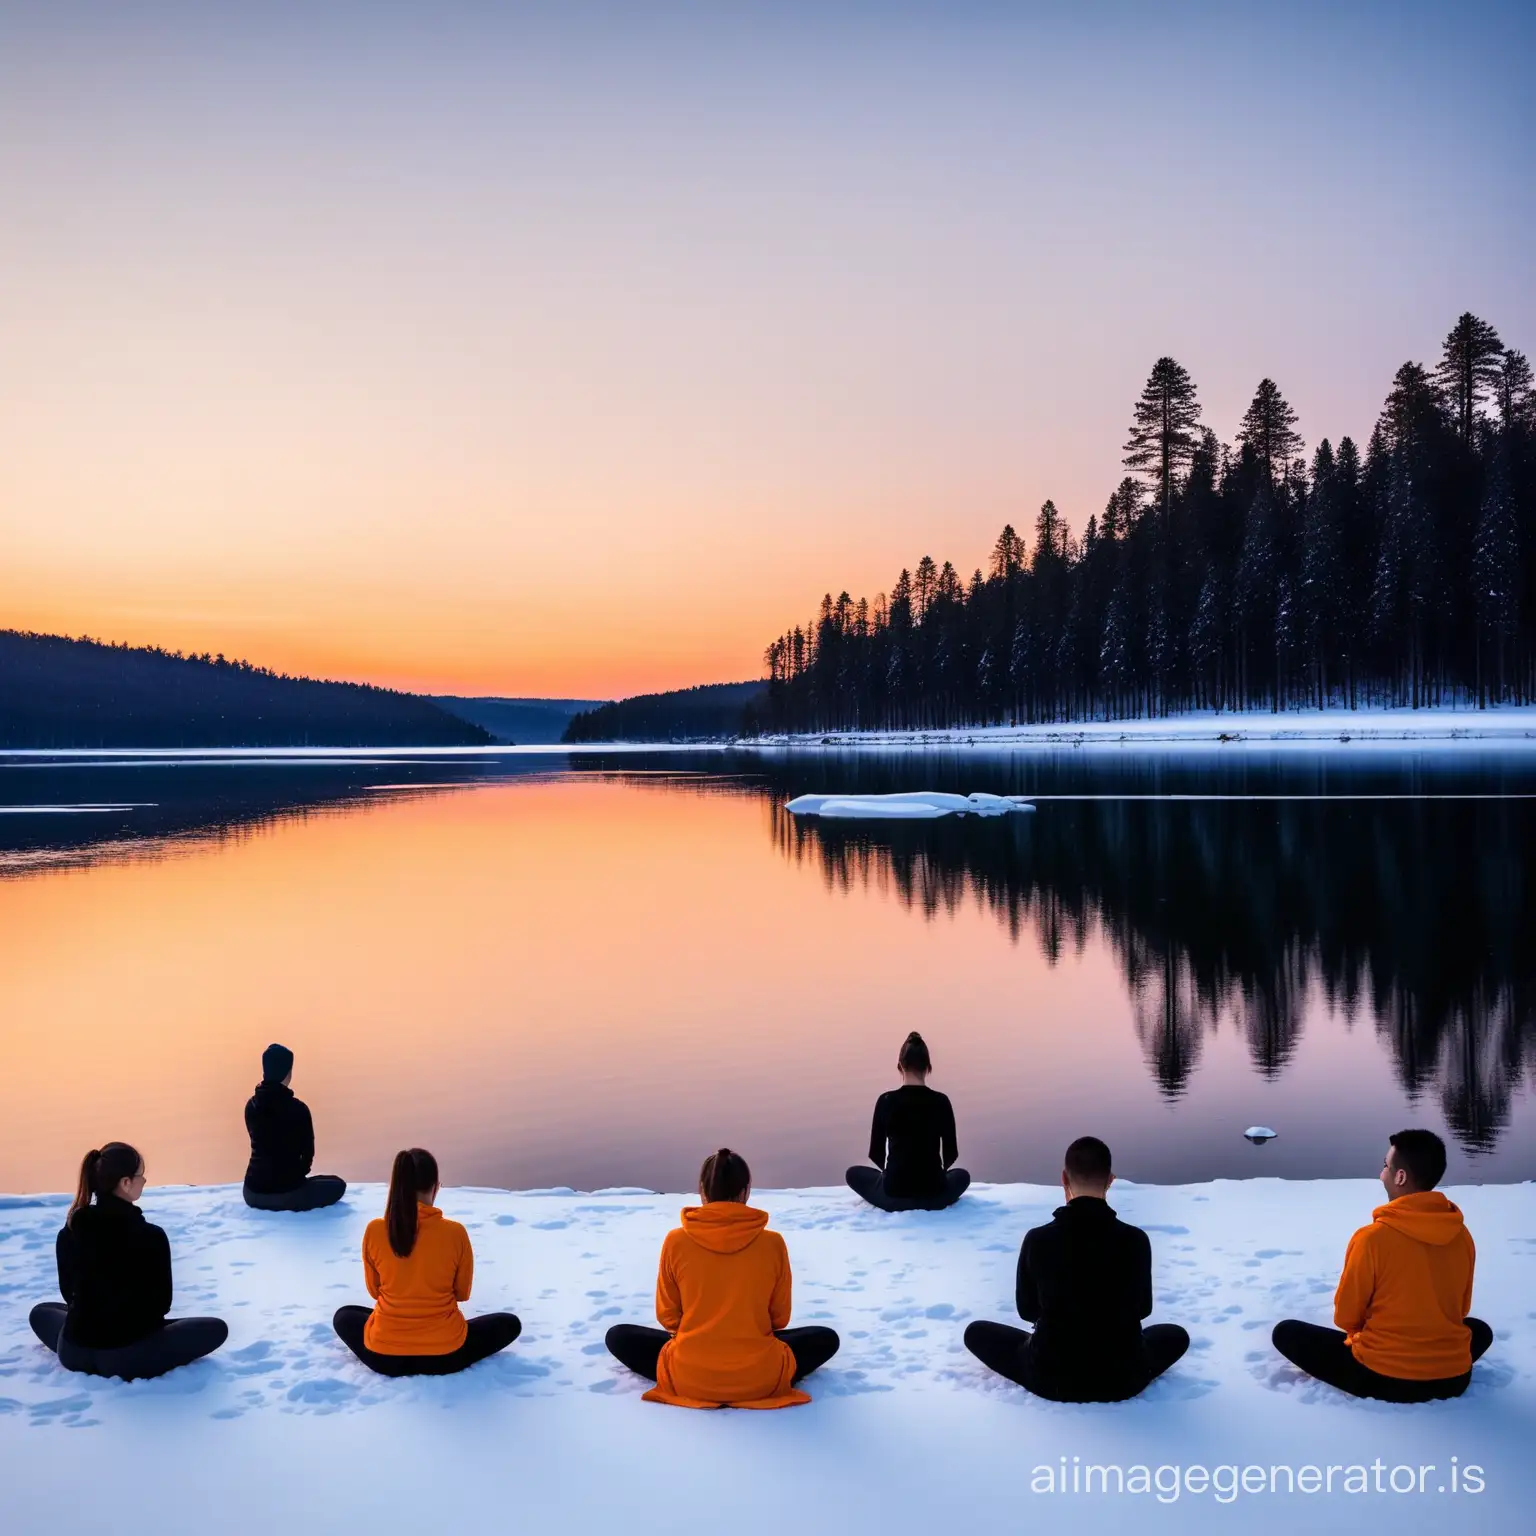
[963,1136,1188,1401]
[846,1032,970,1212]
[28,1143,228,1381]
[243,1043,347,1211]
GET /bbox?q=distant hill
[0,630,491,748]
[431,695,606,745]
[561,681,767,743]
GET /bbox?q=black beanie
[261,1043,294,1084]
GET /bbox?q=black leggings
[846,1165,971,1212]
[963,1318,1189,1402]
[332,1305,521,1377]
[1271,1318,1492,1402]
[243,1176,347,1212]
[605,1323,841,1385]
[29,1302,228,1382]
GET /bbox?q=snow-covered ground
[2,1179,1531,1533]
[750,706,1536,751]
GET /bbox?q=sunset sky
[2,2,1532,699]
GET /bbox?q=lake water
[3,745,1534,1195]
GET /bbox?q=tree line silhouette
[0,630,490,748]
[762,313,1536,732]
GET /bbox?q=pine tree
[1297,439,1346,705]
[913,556,937,622]
[1236,378,1303,489]
[1123,358,1202,524]
[1033,500,1069,565]
[1235,485,1278,705]
[1473,443,1520,702]
[989,524,1026,580]
[1495,349,1533,433]
[1436,313,1505,442]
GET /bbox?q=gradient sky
[1,2,1533,698]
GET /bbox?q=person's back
[605,1147,840,1407]
[964,1136,1187,1402]
[30,1142,227,1381]
[244,1080,314,1195]
[1272,1129,1489,1402]
[362,1204,471,1355]
[1338,1192,1475,1379]
[874,1084,956,1199]
[847,1033,969,1212]
[652,1201,797,1406]
[241,1044,346,1212]
[1019,1198,1150,1395]
[332,1147,520,1378]
[59,1191,171,1349]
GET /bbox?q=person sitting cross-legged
[242,1043,347,1212]
[1271,1128,1492,1403]
[332,1148,520,1377]
[845,1031,970,1212]
[963,1136,1188,1402]
[29,1143,228,1381]
[605,1147,839,1407]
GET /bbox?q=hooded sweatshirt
[360,1204,472,1356]
[1334,1191,1476,1380]
[646,1202,806,1409]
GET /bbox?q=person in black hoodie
[846,1032,970,1212]
[28,1143,228,1381]
[243,1043,347,1211]
[963,1136,1188,1402]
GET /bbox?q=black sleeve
[868,1094,888,1169]
[56,1224,76,1304]
[297,1100,315,1177]
[1131,1228,1153,1321]
[939,1093,958,1171]
[1015,1231,1040,1322]
[149,1224,173,1317]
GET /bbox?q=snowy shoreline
[743,706,1536,752]
[3,1177,1532,1533]
[8,706,1536,761]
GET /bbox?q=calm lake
[3,745,1534,1195]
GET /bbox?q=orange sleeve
[455,1228,474,1303]
[363,1229,381,1301]
[1461,1230,1475,1317]
[768,1238,792,1332]
[1333,1227,1374,1335]
[655,1235,682,1334]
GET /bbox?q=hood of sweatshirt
[1372,1190,1466,1245]
[679,1202,770,1255]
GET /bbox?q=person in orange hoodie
[1272,1128,1492,1402]
[332,1147,521,1377]
[604,1148,839,1407]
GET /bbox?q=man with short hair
[963,1136,1190,1401]
[1272,1129,1492,1402]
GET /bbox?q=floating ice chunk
[785,792,1036,820]
[1243,1126,1278,1144]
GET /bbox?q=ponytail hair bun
[386,1148,439,1257]
[70,1143,142,1222]
[698,1147,751,1204]
[898,1031,932,1075]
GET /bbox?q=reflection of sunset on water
[3,767,1529,1197]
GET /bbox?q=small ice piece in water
[785,792,1036,820]
[1244,1126,1277,1145]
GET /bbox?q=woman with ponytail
[27,1144,228,1380]
[332,1148,520,1376]
[604,1147,839,1407]
[846,1032,970,1211]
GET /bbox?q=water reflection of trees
[768,796,1536,1153]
